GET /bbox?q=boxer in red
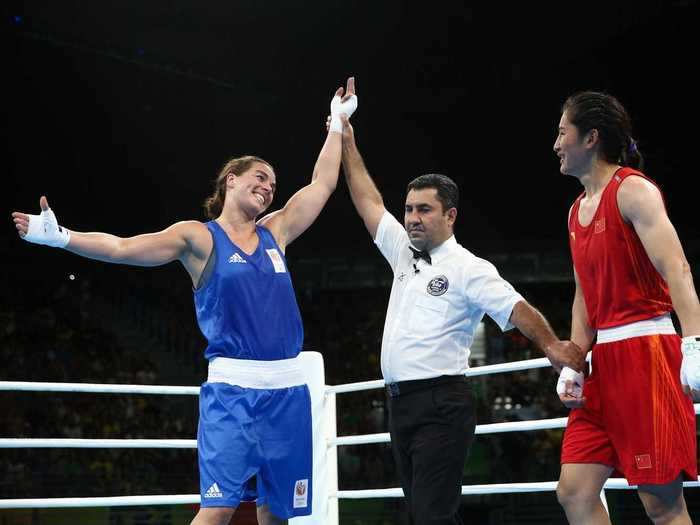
[553,91,699,525]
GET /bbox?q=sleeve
[373,211,409,272]
[466,258,524,331]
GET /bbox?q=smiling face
[553,110,597,178]
[404,188,456,251]
[227,161,276,217]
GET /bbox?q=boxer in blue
[12,78,357,525]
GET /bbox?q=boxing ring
[1,352,698,524]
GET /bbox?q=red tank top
[568,167,672,329]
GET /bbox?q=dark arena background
[2,1,699,524]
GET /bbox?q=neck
[426,232,453,252]
[578,160,620,197]
[217,204,257,234]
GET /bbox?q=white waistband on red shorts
[596,313,676,344]
[207,356,305,389]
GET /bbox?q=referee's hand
[547,340,586,374]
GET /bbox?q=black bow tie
[410,247,432,265]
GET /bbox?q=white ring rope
[325,357,553,394]
[337,478,700,500]
[0,438,197,449]
[0,495,199,509]
[1,478,699,509]
[1,357,698,510]
[3,407,695,450]
[0,381,199,395]
[331,417,571,447]
[0,357,556,396]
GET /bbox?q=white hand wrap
[329,94,358,134]
[680,336,700,391]
[556,366,585,397]
[24,208,70,248]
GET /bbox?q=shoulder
[375,210,408,245]
[455,247,498,277]
[170,220,212,258]
[567,191,586,222]
[170,220,209,237]
[618,173,658,195]
[567,199,579,223]
[255,210,286,248]
[617,175,664,222]
[470,255,499,276]
[256,210,280,228]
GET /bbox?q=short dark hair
[406,173,459,212]
[562,91,643,170]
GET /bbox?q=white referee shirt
[375,211,524,383]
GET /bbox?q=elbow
[325,177,338,193]
[108,238,128,263]
[681,259,693,279]
[313,177,337,197]
[660,257,693,284]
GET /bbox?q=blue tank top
[194,221,304,361]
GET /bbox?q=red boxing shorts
[562,318,697,485]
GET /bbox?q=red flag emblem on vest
[635,454,652,469]
[594,218,606,234]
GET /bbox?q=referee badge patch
[427,275,449,296]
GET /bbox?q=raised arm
[339,116,386,239]
[12,196,210,282]
[260,78,357,250]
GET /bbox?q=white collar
[410,235,457,265]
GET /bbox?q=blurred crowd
[1,265,696,520]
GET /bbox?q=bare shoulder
[617,175,664,222]
[171,220,212,258]
[256,210,281,228]
[172,219,208,231]
[256,210,285,247]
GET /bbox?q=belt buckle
[388,383,400,397]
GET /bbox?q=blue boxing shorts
[197,357,313,519]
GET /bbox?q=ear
[226,172,238,188]
[584,128,599,149]
[446,207,458,226]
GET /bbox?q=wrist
[681,335,700,356]
[329,115,343,134]
[329,94,358,135]
[542,337,559,356]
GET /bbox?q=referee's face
[404,188,456,251]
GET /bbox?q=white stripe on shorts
[596,313,676,344]
[207,356,305,389]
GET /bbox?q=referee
[336,114,586,524]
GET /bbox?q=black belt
[385,374,466,398]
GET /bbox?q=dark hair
[562,91,644,170]
[406,173,459,212]
[203,155,273,219]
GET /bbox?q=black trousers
[387,376,476,525]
